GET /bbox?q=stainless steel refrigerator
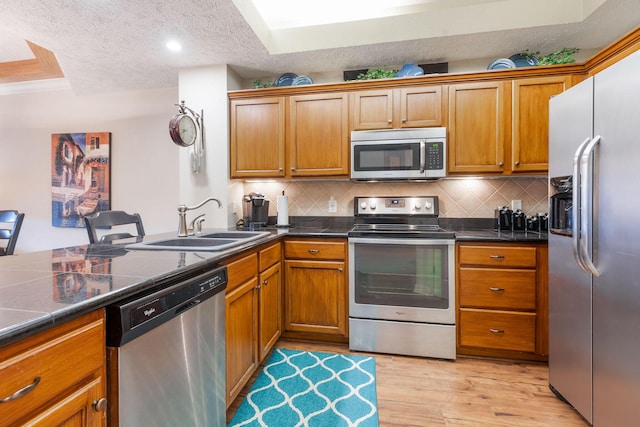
[548,49,640,426]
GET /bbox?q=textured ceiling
[1,0,639,95]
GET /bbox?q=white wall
[177,65,240,229]
[0,86,180,253]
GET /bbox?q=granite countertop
[0,216,546,348]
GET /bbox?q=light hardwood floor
[227,340,589,426]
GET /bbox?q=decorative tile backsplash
[241,177,548,219]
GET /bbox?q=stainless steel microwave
[350,127,447,180]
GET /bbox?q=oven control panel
[354,196,438,216]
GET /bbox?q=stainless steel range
[348,195,456,359]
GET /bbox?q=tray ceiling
[0,0,638,94]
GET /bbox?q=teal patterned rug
[228,348,379,427]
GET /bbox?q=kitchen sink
[197,231,268,240]
[125,230,270,252]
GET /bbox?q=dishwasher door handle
[176,298,201,316]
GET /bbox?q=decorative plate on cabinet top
[274,72,298,86]
[394,63,424,77]
[509,53,539,67]
[292,75,313,85]
[487,58,516,70]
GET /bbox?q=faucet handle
[190,214,206,235]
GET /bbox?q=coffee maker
[242,193,269,228]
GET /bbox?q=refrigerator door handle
[572,137,592,273]
[580,135,601,277]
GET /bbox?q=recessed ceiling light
[166,40,182,52]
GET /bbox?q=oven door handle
[348,237,454,246]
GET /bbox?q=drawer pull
[489,287,505,292]
[0,376,41,403]
[489,328,505,334]
[308,249,320,254]
[489,255,505,259]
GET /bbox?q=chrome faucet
[177,197,222,237]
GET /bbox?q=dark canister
[538,213,548,232]
[497,206,512,230]
[526,215,539,232]
[512,209,526,231]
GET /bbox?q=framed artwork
[51,132,111,228]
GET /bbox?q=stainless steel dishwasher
[106,265,227,427]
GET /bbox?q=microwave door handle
[572,137,591,273]
[580,135,601,277]
[419,141,426,173]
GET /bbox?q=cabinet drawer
[458,245,536,267]
[285,240,346,260]
[459,309,536,352]
[459,268,536,310]
[259,242,281,271]
[223,252,258,292]
[0,311,104,426]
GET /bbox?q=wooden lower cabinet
[456,242,548,360]
[223,242,282,408]
[283,238,348,341]
[0,310,107,426]
[258,248,282,361]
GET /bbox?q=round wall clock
[169,101,200,147]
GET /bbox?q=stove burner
[349,195,455,239]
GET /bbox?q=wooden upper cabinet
[511,76,572,173]
[448,81,507,174]
[230,97,285,178]
[399,86,443,128]
[288,93,350,177]
[351,86,443,130]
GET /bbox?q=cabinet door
[225,278,258,407]
[284,259,346,336]
[258,262,282,361]
[398,86,443,128]
[512,76,572,173]
[448,81,506,173]
[351,89,394,130]
[288,93,350,177]
[24,377,105,427]
[230,97,285,178]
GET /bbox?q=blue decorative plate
[487,58,516,70]
[274,72,298,86]
[509,53,539,67]
[292,75,313,85]
[395,63,424,77]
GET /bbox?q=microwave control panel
[425,141,444,170]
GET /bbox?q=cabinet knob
[255,284,261,290]
[308,249,320,254]
[278,168,283,172]
[489,328,505,334]
[291,167,296,171]
[498,162,504,167]
[263,279,268,286]
[387,119,393,123]
[0,376,40,403]
[489,286,505,292]
[515,161,520,166]
[401,118,407,123]
[338,268,343,272]
[93,397,108,413]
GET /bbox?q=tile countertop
[0,217,546,348]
